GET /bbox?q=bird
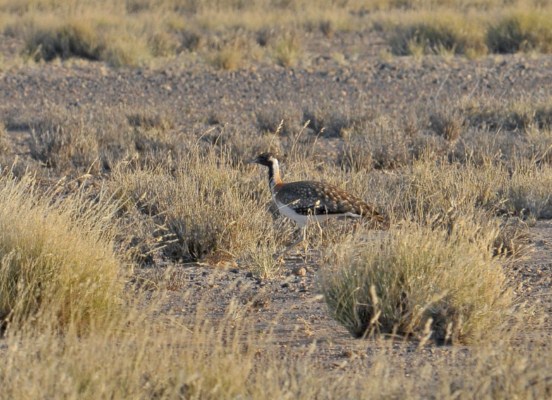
[250,152,386,239]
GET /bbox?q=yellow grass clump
[0,174,124,333]
[111,148,286,276]
[321,220,513,344]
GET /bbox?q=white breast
[274,199,310,227]
[273,198,361,228]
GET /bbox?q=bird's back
[274,180,385,226]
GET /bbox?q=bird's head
[250,152,279,167]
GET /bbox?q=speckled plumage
[251,152,386,228]
[275,180,378,217]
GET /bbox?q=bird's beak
[247,156,259,164]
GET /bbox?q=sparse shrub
[505,161,552,219]
[127,110,174,131]
[111,148,284,267]
[429,108,464,142]
[319,20,334,38]
[273,31,301,67]
[0,174,123,332]
[0,123,15,171]
[494,217,531,257]
[0,122,10,154]
[388,15,486,56]
[209,126,283,167]
[28,108,129,172]
[24,20,102,62]
[210,44,243,70]
[149,31,179,57]
[302,104,372,138]
[534,105,552,129]
[22,17,151,66]
[399,158,507,222]
[487,11,552,54]
[321,222,512,343]
[179,29,203,51]
[26,106,175,173]
[464,99,552,133]
[29,115,101,171]
[340,117,446,171]
[256,103,303,135]
[100,34,151,67]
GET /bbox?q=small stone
[293,267,307,277]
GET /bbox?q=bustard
[250,152,386,239]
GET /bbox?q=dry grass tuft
[387,13,487,56]
[0,174,124,333]
[506,160,552,219]
[26,105,176,173]
[111,148,285,276]
[273,31,302,67]
[256,103,303,136]
[487,10,552,54]
[321,221,513,343]
[429,107,464,143]
[464,98,552,133]
[210,44,244,70]
[340,116,446,171]
[302,104,372,138]
[21,16,151,66]
[0,122,10,154]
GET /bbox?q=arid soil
[0,31,550,373]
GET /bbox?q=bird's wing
[275,181,367,216]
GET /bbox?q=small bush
[256,103,303,135]
[340,116,446,171]
[23,18,151,66]
[321,222,512,343]
[506,161,552,219]
[429,108,464,142]
[302,104,373,138]
[0,174,123,332]
[273,31,301,67]
[487,11,552,54]
[27,106,172,173]
[24,20,103,61]
[210,45,244,70]
[0,122,10,154]
[111,148,285,273]
[399,158,507,220]
[463,98,552,134]
[388,14,486,56]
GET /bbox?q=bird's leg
[279,225,305,255]
[301,225,309,255]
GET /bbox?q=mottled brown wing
[275,181,386,226]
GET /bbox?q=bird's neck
[268,160,283,192]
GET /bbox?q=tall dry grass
[1,0,552,67]
[321,221,513,343]
[0,173,124,333]
[0,286,549,399]
[111,147,289,276]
